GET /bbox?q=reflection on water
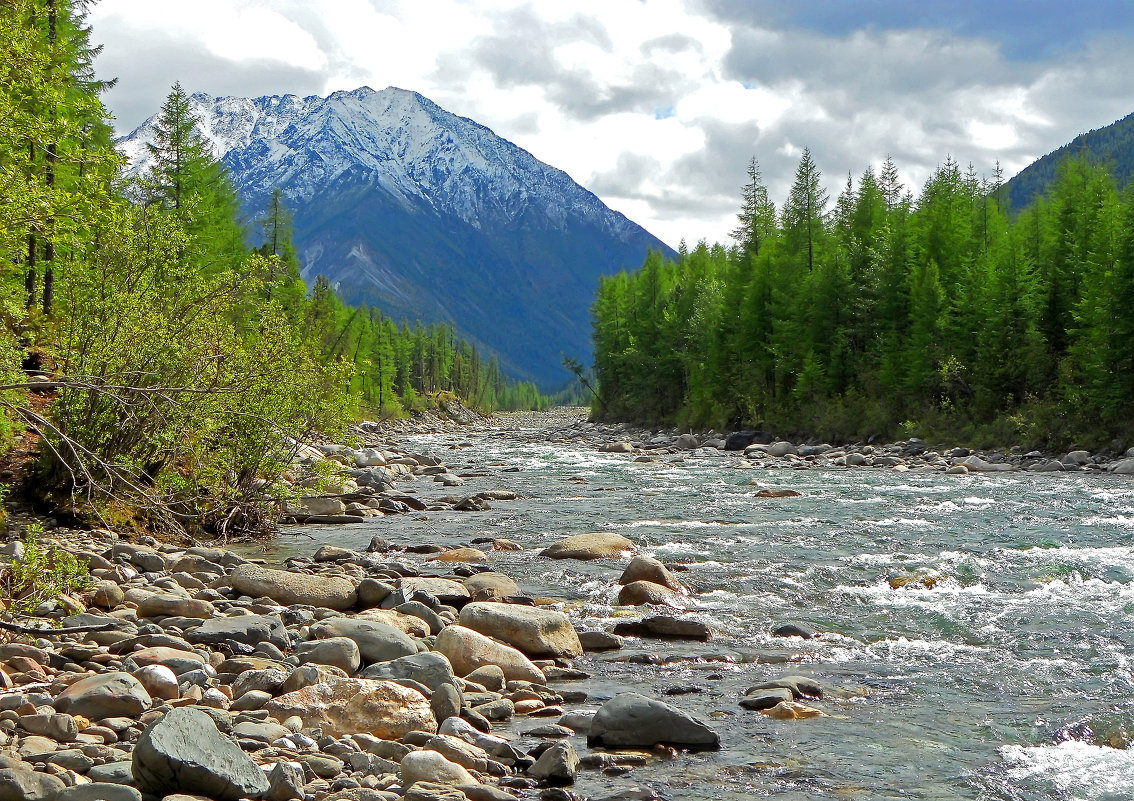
[260,413,1134,800]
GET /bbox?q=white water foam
[1001,740,1134,799]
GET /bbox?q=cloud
[86,0,1134,248]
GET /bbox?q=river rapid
[265,410,1134,800]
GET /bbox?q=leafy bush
[0,524,88,617]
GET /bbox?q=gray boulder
[0,768,66,801]
[54,784,143,801]
[186,614,289,651]
[527,740,578,785]
[458,602,582,658]
[54,672,152,720]
[359,651,456,692]
[295,637,361,674]
[1111,458,1134,475]
[132,707,269,800]
[588,693,719,750]
[310,617,418,664]
[230,563,357,610]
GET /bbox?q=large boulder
[356,608,431,638]
[458,602,582,659]
[0,768,66,801]
[135,593,215,619]
[267,677,435,739]
[359,651,457,692]
[230,564,357,610]
[294,637,361,674]
[54,672,152,720]
[617,556,685,593]
[539,532,635,561]
[1110,458,1134,475]
[961,455,1012,473]
[132,707,269,801]
[186,613,289,651]
[434,625,545,683]
[527,740,578,785]
[588,693,720,750]
[310,617,419,664]
[397,577,471,606]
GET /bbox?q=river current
[266,411,1134,800]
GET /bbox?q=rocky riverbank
[0,511,834,801]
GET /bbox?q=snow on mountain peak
[118,86,635,237]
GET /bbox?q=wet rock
[763,701,826,719]
[576,631,623,651]
[266,677,436,739]
[617,556,685,593]
[588,693,720,750]
[54,671,152,720]
[771,623,815,639]
[611,616,709,640]
[739,688,793,710]
[230,563,358,610]
[615,581,687,609]
[454,497,490,512]
[458,603,582,659]
[435,625,545,683]
[310,617,419,664]
[132,707,269,801]
[747,675,823,699]
[430,548,487,563]
[540,532,635,561]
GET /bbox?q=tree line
[0,0,542,536]
[591,148,1134,448]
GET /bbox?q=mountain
[118,86,673,386]
[1004,110,1134,212]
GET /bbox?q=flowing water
[265,411,1134,800]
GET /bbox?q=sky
[88,0,1134,248]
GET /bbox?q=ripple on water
[999,741,1134,799]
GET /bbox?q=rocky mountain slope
[119,86,673,385]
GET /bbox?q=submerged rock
[539,532,635,561]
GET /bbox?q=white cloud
[88,0,1134,248]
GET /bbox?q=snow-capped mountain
[119,87,672,384]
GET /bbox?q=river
[264,410,1134,800]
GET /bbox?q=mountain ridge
[119,86,673,385]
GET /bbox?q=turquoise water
[273,413,1134,800]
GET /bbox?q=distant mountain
[1004,111,1134,212]
[118,86,673,386]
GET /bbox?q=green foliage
[591,149,1134,448]
[1,524,88,617]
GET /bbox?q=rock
[462,573,520,602]
[540,532,634,561]
[599,442,633,453]
[431,683,463,723]
[294,497,347,516]
[54,671,152,720]
[435,625,545,683]
[577,630,623,651]
[135,593,215,619]
[844,452,867,466]
[128,646,206,674]
[618,555,685,593]
[89,580,125,608]
[404,783,468,801]
[588,693,720,750]
[230,563,358,610]
[767,441,798,457]
[961,455,1012,473]
[611,616,709,640]
[1062,450,1093,466]
[739,688,793,710]
[186,614,289,651]
[357,608,430,638]
[423,734,488,773]
[360,651,457,692]
[429,548,487,563]
[527,741,578,785]
[0,768,66,801]
[295,637,361,674]
[357,578,394,608]
[396,601,447,635]
[763,701,826,719]
[458,602,582,659]
[747,675,823,699]
[463,665,505,692]
[277,663,348,695]
[675,434,700,450]
[266,761,305,801]
[454,497,490,512]
[754,488,802,498]
[132,664,179,701]
[54,784,143,801]
[310,617,419,664]
[400,750,478,786]
[132,707,270,801]
[724,431,758,451]
[615,581,686,609]
[1111,458,1134,475]
[772,623,815,639]
[266,677,436,739]
[398,578,471,606]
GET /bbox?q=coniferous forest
[591,151,1134,448]
[0,0,542,535]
